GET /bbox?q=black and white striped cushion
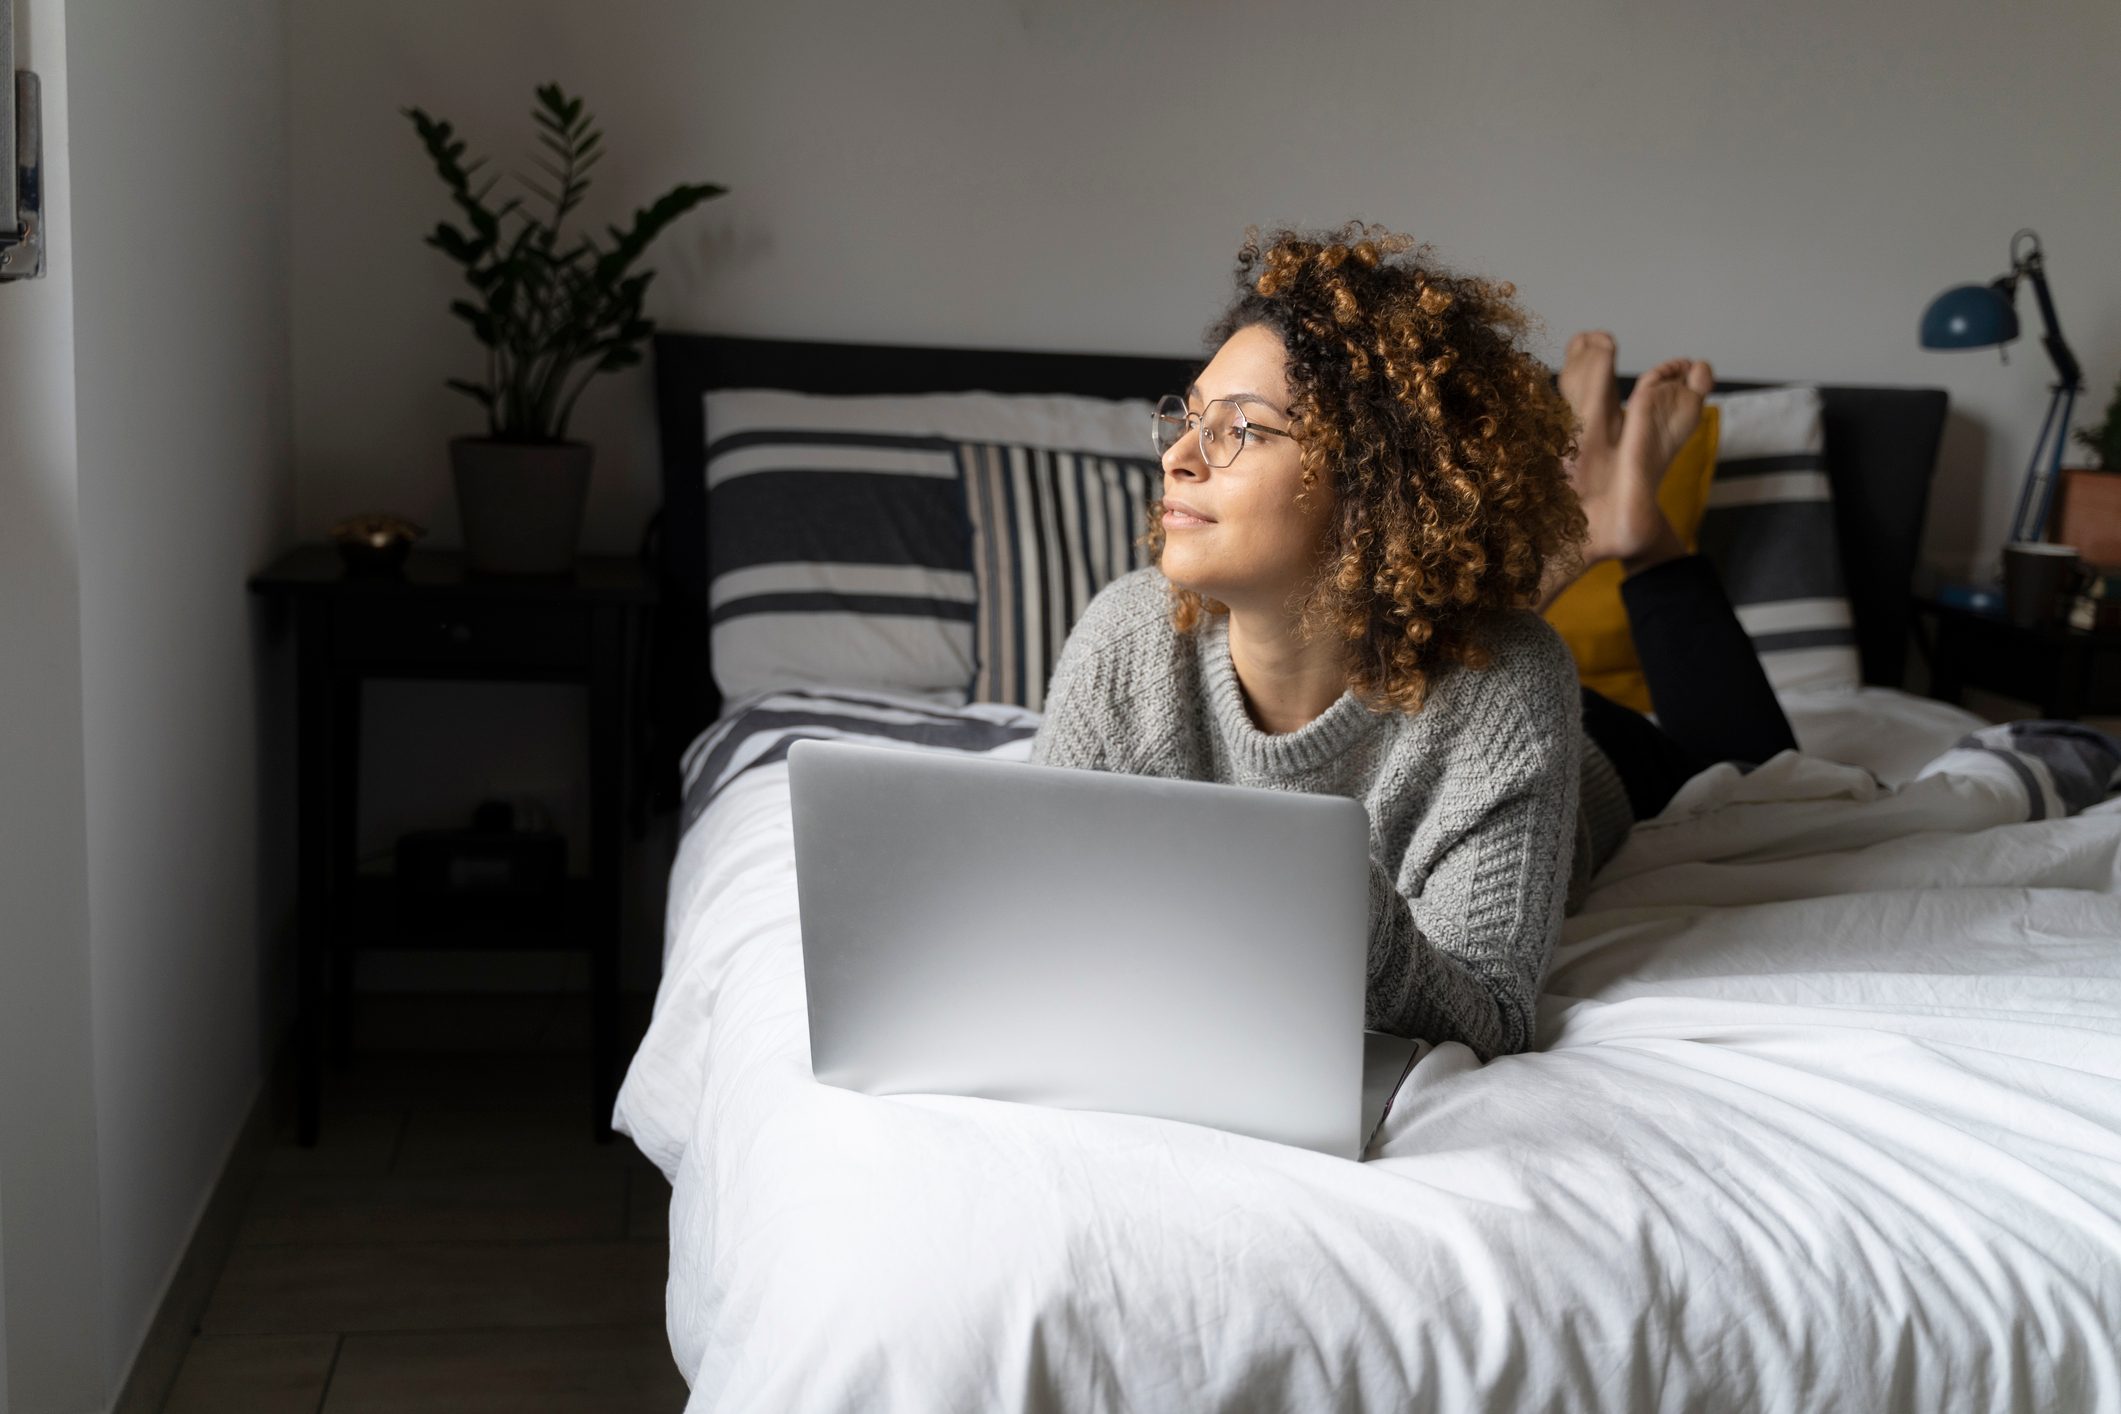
[959,443,1161,710]
[702,390,1152,706]
[705,417,975,704]
[1698,385,1862,694]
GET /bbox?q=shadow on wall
[667,214,775,313]
[250,596,299,1076]
[1925,409,1991,575]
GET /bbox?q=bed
[616,333,2121,1411]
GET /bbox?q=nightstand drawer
[333,598,591,672]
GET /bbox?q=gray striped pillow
[1698,385,1862,694]
[704,404,975,705]
[958,442,1161,710]
[703,390,1153,707]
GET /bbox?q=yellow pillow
[1541,406,1720,714]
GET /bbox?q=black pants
[1578,554,1800,820]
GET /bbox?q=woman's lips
[1161,500,1214,527]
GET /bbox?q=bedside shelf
[251,544,656,1146]
[1913,594,2121,719]
[343,877,601,952]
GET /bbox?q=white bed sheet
[616,687,2121,1412]
[1777,683,1995,786]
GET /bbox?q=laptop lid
[788,738,1378,1159]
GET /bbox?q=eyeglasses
[1152,395,1293,468]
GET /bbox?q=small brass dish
[330,515,426,578]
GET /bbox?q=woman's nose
[1162,435,1205,480]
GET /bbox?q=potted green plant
[408,84,725,574]
[2072,375,2121,473]
[2061,372,2121,565]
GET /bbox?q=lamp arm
[2021,259,2082,389]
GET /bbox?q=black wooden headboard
[647,331,1948,796]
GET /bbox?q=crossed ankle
[1619,522,1688,578]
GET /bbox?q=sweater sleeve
[1361,664,1582,1060]
[1029,569,1171,774]
[1029,598,1121,772]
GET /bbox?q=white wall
[1,0,292,1407]
[0,3,2100,1399]
[65,0,294,1394]
[279,0,2121,949]
[289,0,2121,571]
[0,0,108,1403]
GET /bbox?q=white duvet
[616,690,2121,1412]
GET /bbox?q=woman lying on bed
[1029,222,1799,1060]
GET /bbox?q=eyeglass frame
[1152,394,1294,469]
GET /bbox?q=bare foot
[1619,356,1716,496]
[1559,330,1622,456]
[1558,331,1671,566]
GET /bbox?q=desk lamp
[1920,229,2083,544]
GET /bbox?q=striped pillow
[959,443,1161,709]
[705,414,975,705]
[702,390,1152,708]
[1698,385,1862,694]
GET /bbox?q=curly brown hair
[1146,223,1586,715]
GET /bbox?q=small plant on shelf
[404,83,725,573]
[2073,372,2121,472]
[407,83,724,442]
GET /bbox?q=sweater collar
[1198,612,1385,776]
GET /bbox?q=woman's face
[1158,323,1335,614]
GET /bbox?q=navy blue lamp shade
[1919,284,2019,350]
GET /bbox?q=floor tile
[161,1333,339,1414]
[237,1166,627,1246]
[262,1102,406,1179]
[201,1241,666,1335]
[324,1326,685,1413]
[393,1104,630,1173]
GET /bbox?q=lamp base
[1933,581,2006,616]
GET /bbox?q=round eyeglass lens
[1195,402,1241,466]
[1152,396,1191,457]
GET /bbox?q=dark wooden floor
[161,994,687,1413]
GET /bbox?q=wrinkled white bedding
[616,689,2121,1412]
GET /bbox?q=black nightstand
[1913,593,2121,719]
[252,547,655,1144]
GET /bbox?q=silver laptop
[787,739,1421,1160]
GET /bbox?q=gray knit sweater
[1029,568,1635,1060]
